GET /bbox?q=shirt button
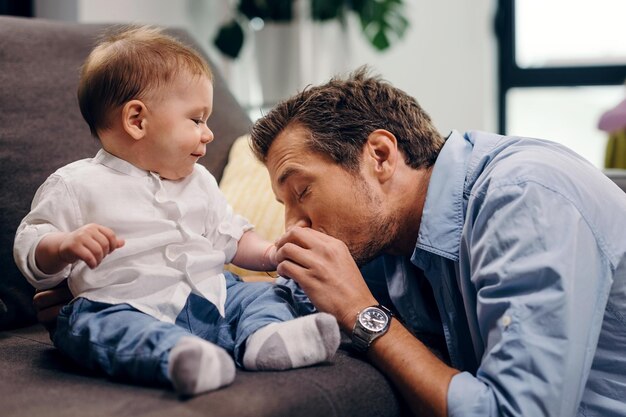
[501,315,512,328]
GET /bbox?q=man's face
[266,124,401,266]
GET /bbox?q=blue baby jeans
[53,272,299,388]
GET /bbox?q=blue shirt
[380,131,626,417]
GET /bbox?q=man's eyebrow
[277,167,300,186]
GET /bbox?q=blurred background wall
[24,0,626,168]
[32,0,496,136]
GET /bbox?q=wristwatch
[351,304,393,353]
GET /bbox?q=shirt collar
[93,148,150,178]
[412,130,473,265]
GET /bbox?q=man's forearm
[273,226,458,415]
[366,319,459,417]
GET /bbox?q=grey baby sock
[242,312,340,371]
[168,336,236,396]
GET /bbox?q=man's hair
[250,67,445,172]
[78,25,213,138]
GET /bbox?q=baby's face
[139,72,214,180]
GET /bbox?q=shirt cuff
[447,371,497,417]
[26,234,71,286]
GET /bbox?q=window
[496,0,626,167]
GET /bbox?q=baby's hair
[77,25,213,138]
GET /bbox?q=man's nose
[284,213,311,231]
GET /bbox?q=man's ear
[363,129,398,183]
[122,100,147,140]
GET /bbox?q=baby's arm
[35,223,125,274]
[231,230,277,272]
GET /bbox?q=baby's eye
[192,119,203,125]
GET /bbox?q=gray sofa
[0,16,406,417]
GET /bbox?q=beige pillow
[219,134,284,278]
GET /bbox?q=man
[249,68,626,417]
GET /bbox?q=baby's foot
[168,336,235,395]
[243,312,340,371]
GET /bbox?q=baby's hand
[59,223,125,269]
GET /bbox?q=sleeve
[13,174,80,290]
[447,182,613,417]
[202,169,253,264]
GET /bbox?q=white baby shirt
[14,149,252,322]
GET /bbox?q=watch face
[359,307,389,332]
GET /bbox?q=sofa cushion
[0,16,251,330]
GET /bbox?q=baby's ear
[122,100,147,140]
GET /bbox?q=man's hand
[36,224,125,274]
[33,281,72,336]
[275,226,378,330]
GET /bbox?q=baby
[13,26,339,396]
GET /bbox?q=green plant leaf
[311,0,346,21]
[371,29,390,50]
[213,0,409,59]
[349,0,407,51]
[238,0,294,22]
[213,20,245,59]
